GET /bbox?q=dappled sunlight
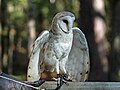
[94,17,106,43]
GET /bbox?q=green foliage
[9,0,28,8]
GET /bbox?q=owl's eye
[63,19,68,25]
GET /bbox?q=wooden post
[39,82,120,90]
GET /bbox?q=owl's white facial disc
[59,19,68,33]
[51,11,75,35]
[59,16,75,33]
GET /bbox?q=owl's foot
[55,74,68,90]
[63,73,73,81]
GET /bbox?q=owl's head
[51,11,75,35]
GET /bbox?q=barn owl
[27,11,90,89]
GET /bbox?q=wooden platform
[39,81,120,90]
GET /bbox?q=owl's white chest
[53,33,73,56]
[43,33,73,66]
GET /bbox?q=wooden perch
[39,81,120,90]
[1,73,120,90]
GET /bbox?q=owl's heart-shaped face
[58,15,75,33]
[51,11,75,35]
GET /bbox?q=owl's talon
[63,73,72,81]
[54,74,69,90]
[63,73,69,78]
[56,74,62,89]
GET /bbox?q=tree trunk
[27,0,36,56]
[8,25,15,74]
[108,1,120,81]
[1,0,9,73]
[79,0,108,81]
[0,0,2,72]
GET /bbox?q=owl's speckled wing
[66,27,90,82]
[27,30,49,81]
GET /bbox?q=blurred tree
[27,0,36,55]
[1,0,29,76]
[79,0,109,81]
[108,0,120,81]
[1,0,9,73]
[9,0,28,76]
[0,0,2,72]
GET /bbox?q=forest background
[0,0,120,81]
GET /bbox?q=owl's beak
[67,16,75,31]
